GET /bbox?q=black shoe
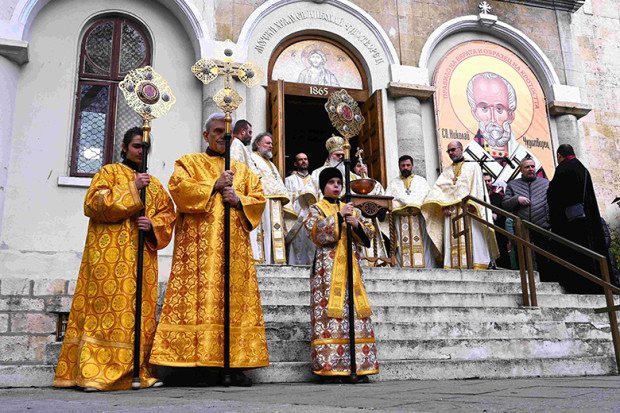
[230,370,252,387]
[357,375,370,383]
[319,376,343,384]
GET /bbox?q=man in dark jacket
[547,144,611,293]
[503,158,552,280]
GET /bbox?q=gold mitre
[325,135,345,154]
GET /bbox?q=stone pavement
[1,376,620,412]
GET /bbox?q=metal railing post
[462,202,473,270]
[521,220,538,307]
[600,257,620,372]
[512,217,531,307]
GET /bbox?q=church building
[0,0,618,278]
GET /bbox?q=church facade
[0,0,618,281]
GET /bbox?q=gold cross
[191,40,264,130]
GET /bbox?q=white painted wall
[0,0,203,280]
[0,56,20,242]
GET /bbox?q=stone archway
[418,12,590,159]
[3,0,209,60]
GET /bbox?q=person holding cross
[302,167,378,383]
[53,127,176,391]
[422,140,498,269]
[149,113,268,387]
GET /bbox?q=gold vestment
[149,153,269,368]
[53,163,176,391]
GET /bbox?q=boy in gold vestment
[303,167,378,383]
[53,128,176,391]
[150,114,268,387]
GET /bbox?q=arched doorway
[267,36,387,186]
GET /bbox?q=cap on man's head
[319,167,343,194]
[325,135,345,154]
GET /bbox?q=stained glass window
[71,17,151,176]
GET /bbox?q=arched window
[70,16,151,176]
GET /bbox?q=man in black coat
[547,144,614,293]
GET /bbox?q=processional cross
[118,66,176,390]
[324,89,365,383]
[191,40,264,387]
[191,40,263,131]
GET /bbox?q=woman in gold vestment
[53,128,176,391]
[303,168,379,383]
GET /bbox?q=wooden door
[359,90,386,187]
[269,79,285,177]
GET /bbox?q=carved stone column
[388,82,435,177]
[548,101,591,158]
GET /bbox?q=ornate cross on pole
[191,40,263,134]
[119,66,176,390]
[190,40,264,387]
[325,89,365,384]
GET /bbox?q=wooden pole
[222,113,233,387]
[132,118,151,390]
[344,142,358,384]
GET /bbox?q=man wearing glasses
[421,140,499,269]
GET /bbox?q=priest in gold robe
[421,141,498,269]
[150,113,268,387]
[303,167,378,382]
[385,155,435,268]
[249,132,291,264]
[54,127,176,391]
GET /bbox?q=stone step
[246,356,618,383]
[261,305,610,324]
[4,354,617,388]
[258,290,614,308]
[44,317,614,367]
[264,338,613,362]
[256,265,541,283]
[257,277,564,294]
[264,321,613,342]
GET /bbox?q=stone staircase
[2,265,619,387]
[247,265,619,383]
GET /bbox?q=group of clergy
[228,125,499,271]
[52,112,501,392]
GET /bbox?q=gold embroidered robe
[385,175,435,268]
[149,153,269,368]
[303,200,379,376]
[421,161,499,269]
[53,163,176,391]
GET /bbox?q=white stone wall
[0,0,203,280]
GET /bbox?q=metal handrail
[450,194,620,373]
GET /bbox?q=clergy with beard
[385,155,435,268]
[422,140,499,269]
[249,132,291,264]
[299,136,359,208]
[285,153,315,265]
